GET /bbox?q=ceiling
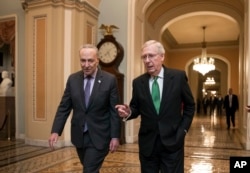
[144,0,243,50]
[163,14,240,50]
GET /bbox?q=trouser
[226,109,236,128]
[76,132,109,173]
[139,135,184,173]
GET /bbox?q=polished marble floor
[0,112,250,173]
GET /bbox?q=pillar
[22,0,99,146]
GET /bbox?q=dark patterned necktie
[83,76,92,132]
[152,76,160,114]
[85,76,92,107]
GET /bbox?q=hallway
[0,112,249,173]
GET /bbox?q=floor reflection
[0,112,250,173]
[190,161,213,173]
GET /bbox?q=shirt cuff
[122,111,132,122]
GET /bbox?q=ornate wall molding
[21,0,99,18]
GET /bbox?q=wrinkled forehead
[80,48,98,58]
[142,44,159,54]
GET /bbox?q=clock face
[98,42,118,64]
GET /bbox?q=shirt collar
[84,68,98,79]
[151,67,164,80]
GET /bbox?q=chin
[148,70,157,75]
[147,68,155,73]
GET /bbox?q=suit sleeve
[235,95,239,110]
[180,72,195,132]
[109,76,122,138]
[51,76,73,135]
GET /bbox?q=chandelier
[204,77,215,85]
[193,26,215,75]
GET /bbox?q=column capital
[21,0,99,17]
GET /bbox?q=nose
[142,56,151,63]
[144,57,151,63]
[82,61,90,67]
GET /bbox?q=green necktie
[152,76,160,114]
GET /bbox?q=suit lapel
[159,67,172,114]
[76,71,86,109]
[141,74,161,116]
[141,68,173,116]
[141,74,152,103]
[86,69,103,109]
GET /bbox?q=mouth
[146,65,154,70]
[83,69,91,74]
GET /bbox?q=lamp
[193,26,215,75]
[204,77,215,85]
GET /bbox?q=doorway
[0,18,16,140]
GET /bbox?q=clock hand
[103,49,109,56]
[104,48,113,56]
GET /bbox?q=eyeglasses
[141,54,158,61]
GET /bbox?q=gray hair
[141,40,165,54]
[79,44,99,55]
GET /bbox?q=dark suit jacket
[128,66,195,156]
[51,69,121,150]
[223,94,239,112]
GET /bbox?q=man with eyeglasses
[116,40,195,173]
[49,44,121,173]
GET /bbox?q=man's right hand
[48,133,59,150]
[115,104,131,118]
[245,106,250,112]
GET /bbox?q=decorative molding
[21,0,99,19]
[33,16,47,121]
[86,22,96,45]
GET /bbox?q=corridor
[0,112,249,173]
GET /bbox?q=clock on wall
[97,24,124,68]
[98,41,118,64]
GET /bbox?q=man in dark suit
[116,40,195,173]
[223,88,239,129]
[48,44,121,173]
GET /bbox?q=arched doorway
[187,56,231,110]
[126,0,243,144]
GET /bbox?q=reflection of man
[0,71,13,96]
[202,95,209,115]
[216,94,224,116]
[223,88,239,129]
[209,95,217,115]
